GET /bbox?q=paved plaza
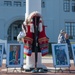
[0,56,75,75]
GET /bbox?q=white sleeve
[17,31,26,42]
[58,34,62,43]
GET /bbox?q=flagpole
[23,0,47,71]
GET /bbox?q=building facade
[0,0,75,43]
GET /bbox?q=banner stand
[52,44,71,73]
[6,67,23,73]
[54,65,71,73]
[6,43,24,73]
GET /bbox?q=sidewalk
[2,55,74,64]
[1,55,75,75]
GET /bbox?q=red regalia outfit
[23,12,49,56]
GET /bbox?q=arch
[5,16,25,42]
[6,16,25,30]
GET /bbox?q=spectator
[58,30,66,43]
[64,31,73,59]
[58,29,73,59]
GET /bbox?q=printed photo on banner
[52,44,70,68]
[6,43,24,68]
[0,43,4,67]
[71,44,75,66]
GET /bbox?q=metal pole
[34,16,38,69]
[31,16,39,73]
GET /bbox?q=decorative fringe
[38,37,49,56]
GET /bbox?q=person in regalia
[22,11,49,56]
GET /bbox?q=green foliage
[23,54,26,59]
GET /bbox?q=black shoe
[31,69,38,73]
[38,69,45,73]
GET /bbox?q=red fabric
[38,26,49,56]
[24,25,33,56]
[24,25,33,43]
[23,14,49,56]
[23,24,49,56]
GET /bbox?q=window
[41,1,45,8]
[72,0,75,12]
[23,2,26,6]
[63,0,70,12]
[14,1,21,7]
[65,22,75,39]
[4,1,12,6]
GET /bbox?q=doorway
[7,20,24,43]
